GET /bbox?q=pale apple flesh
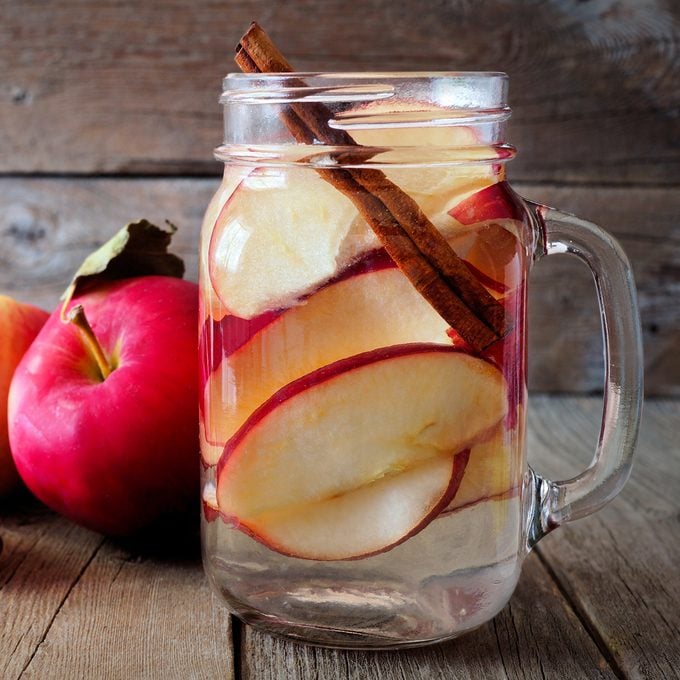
[209,167,361,319]
[216,345,507,560]
[203,107,528,561]
[201,256,451,465]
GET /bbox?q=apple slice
[209,167,359,319]
[440,183,526,296]
[200,166,252,323]
[216,344,507,560]
[245,451,469,561]
[448,181,525,226]
[348,102,497,221]
[202,480,219,522]
[202,259,451,464]
[445,224,522,296]
[444,425,520,514]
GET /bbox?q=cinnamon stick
[234,22,508,350]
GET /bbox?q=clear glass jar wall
[200,73,535,647]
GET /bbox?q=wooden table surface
[1,395,677,679]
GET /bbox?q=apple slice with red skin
[447,181,527,295]
[199,166,253,324]
[348,101,498,225]
[240,450,470,560]
[200,254,451,465]
[447,285,525,432]
[200,249,395,383]
[216,343,507,560]
[448,181,526,226]
[209,167,360,320]
[442,424,521,516]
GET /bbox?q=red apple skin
[0,296,49,496]
[217,343,485,475]
[200,241,508,390]
[203,499,220,523]
[223,448,471,561]
[200,248,397,382]
[448,181,526,225]
[8,276,199,535]
[447,286,525,431]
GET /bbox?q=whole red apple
[8,276,198,535]
[0,295,49,497]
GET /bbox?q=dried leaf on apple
[60,220,185,320]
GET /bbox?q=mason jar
[198,72,642,648]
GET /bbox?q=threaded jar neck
[217,72,515,168]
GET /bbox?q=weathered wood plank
[18,533,235,680]
[241,552,615,679]
[0,497,104,680]
[0,177,209,310]
[0,178,676,395]
[522,184,680,396]
[529,396,680,679]
[1,0,678,182]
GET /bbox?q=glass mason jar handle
[524,203,644,549]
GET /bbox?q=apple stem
[66,304,112,380]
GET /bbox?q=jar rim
[221,72,509,106]
[223,71,509,80]
[218,71,513,166]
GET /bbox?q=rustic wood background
[1,0,678,394]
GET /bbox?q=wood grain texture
[0,503,235,680]
[522,183,680,396]
[241,552,615,679]
[19,537,235,680]
[1,0,678,182]
[0,177,675,395]
[0,498,104,680]
[529,396,680,679]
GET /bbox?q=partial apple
[201,254,451,464]
[216,344,507,560]
[0,296,48,497]
[9,276,199,535]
